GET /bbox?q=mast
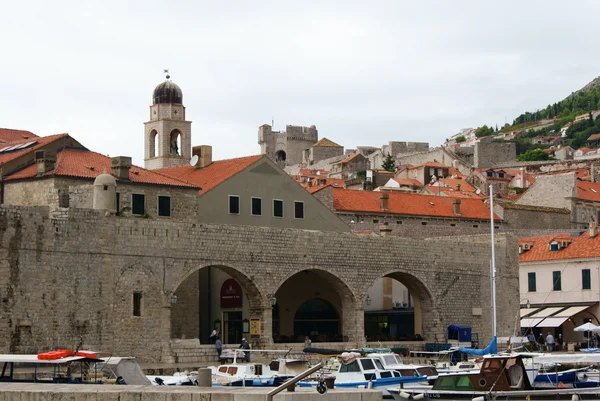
[489,184,497,337]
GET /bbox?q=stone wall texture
[0,205,519,363]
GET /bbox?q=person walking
[240,338,251,362]
[546,332,555,352]
[538,333,545,352]
[215,336,222,359]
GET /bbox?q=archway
[272,269,356,343]
[364,271,434,342]
[170,264,263,345]
[148,129,158,158]
[294,298,340,342]
[169,129,182,156]
[275,150,286,163]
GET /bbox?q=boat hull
[389,386,600,400]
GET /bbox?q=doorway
[224,311,243,344]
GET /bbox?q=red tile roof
[0,128,38,143]
[338,153,362,164]
[588,133,600,142]
[519,231,600,262]
[0,134,68,166]
[391,178,422,186]
[332,188,501,220]
[576,181,600,202]
[155,154,264,195]
[4,148,198,188]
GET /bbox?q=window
[552,271,562,291]
[583,269,591,290]
[528,272,536,292]
[421,222,427,225]
[273,199,283,217]
[396,221,402,224]
[473,225,479,228]
[373,219,379,224]
[132,194,145,215]
[158,196,171,217]
[229,195,240,214]
[133,292,142,316]
[550,242,559,251]
[116,192,120,212]
[251,197,262,216]
[360,359,375,370]
[294,201,304,219]
[450,223,456,227]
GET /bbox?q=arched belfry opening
[272,269,356,343]
[364,272,434,342]
[169,129,182,156]
[149,129,158,158]
[169,265,263,345]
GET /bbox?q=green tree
[516,149,552,162]
[381,153,395,172]
[475,125,494,138]
[455,135,466,143]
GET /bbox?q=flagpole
[490,184,497,337]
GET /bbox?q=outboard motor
[116,376,127,385]
[154,377,165,386]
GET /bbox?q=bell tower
[144,72,192,170]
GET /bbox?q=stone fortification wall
[474,141,516,168]
[383,141,429,156]
[515,173,576,210]
[309,145,344,164]
[0,205,518,362]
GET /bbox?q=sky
[2,0,600,166]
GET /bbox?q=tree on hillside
[516,149,552,162]
[455,135,466,143]
[475,125,494,138]
[381,153,395,172]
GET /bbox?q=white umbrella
[574,322,600,332]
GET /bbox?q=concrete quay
[0,383,382,401]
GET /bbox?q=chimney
[110,156,132,180]
[35,150,56,175]
[380,192,389,210]
[379,222,392,237]
[590,217,598,238]
[453,198,461,215]
[192,145,212,169]
[456,184,461,191]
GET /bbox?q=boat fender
[472,396,487,401]
[399,391,411,399]
[367,381,373,389]
[572,395,580,401]
[413,394,425,400]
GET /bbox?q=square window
[583,269,591,290]
[273,199,283,217]
[229,195,240,214]
[251,197,262,216]
[473,225,479,228]
[133,292,142,316]
[450,223,456,227]
[158,196,171,217]
[373,219,379,224]
[396,221,402,224]
[132,194,145,215]
[421,222,427,226]
[552,271,562,291]
[294,201,304,219]
[528,272,536,292]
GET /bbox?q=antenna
[272,116,274,128]
[189,155,199,166]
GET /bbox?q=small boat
[210,362,294,386]
[147,371,198,386]
[299,353,431,396]
[367,351,438,384]
[388,354,600,400]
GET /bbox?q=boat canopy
[458,336,497,356]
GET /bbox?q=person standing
[209,327,219,344]
[546,332,555,352]
[557,334,564,351]
[215,336,222,359]
[538,333,545,352]
[240,338,251,362]
[527,330,536,351]
[304,336,312,350]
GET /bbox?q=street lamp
[521,299,531,309]
[365,295,372,306]
[270,295,277,308]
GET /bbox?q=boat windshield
[383,355,398,366]
[360,359,376,371]
[339,361,361,373]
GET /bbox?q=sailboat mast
[489,184,497,337]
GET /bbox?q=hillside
[578,76,600,93]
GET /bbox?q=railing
[266,362,323,401]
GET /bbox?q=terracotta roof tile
[391,178,422,186]
[312,138,342,148]
[332,188,501,220]
[519,231,600,262]
[0,134,69,166]
[4,148,198,188]
[155,154,263,195]
[338,153,361,164]
[588,133,600,141]
[0,128,38,143]
[576,181,600,202]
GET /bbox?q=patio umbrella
[574,322,600,332]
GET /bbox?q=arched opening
[364,272,434,342]
[170,265,263,345]
[294,298,340,342]
[169,129,182,156]
[149,129,158,158]
[275,150,286,163]
[272,269,355,343]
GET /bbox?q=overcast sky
[2,1,600,165]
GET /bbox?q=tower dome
[152,75,183,104]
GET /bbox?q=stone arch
[271,268,360,343]
[169,129,182,156]
[294,298,340,342]
[275,150,286,162]
[169,262,265,344]
[363,269,438,342]
[148,129,158,158]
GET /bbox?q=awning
[528,307,566,318]
[521,317,546,328]
[556,305,592,317]
[537,316,569,328]
[529,304,595,328]
[520,308,539,318]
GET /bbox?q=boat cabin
[338,356,404,382]
[214,363,276,378]
[433,355,532,392]
[369,352,438,377]
[0,354,105,384]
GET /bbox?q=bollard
[197,368,212,387]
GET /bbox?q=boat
[367,351,438,384]
[388,353,600,400]
[298,352,431,396]
[210,362,295,386]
